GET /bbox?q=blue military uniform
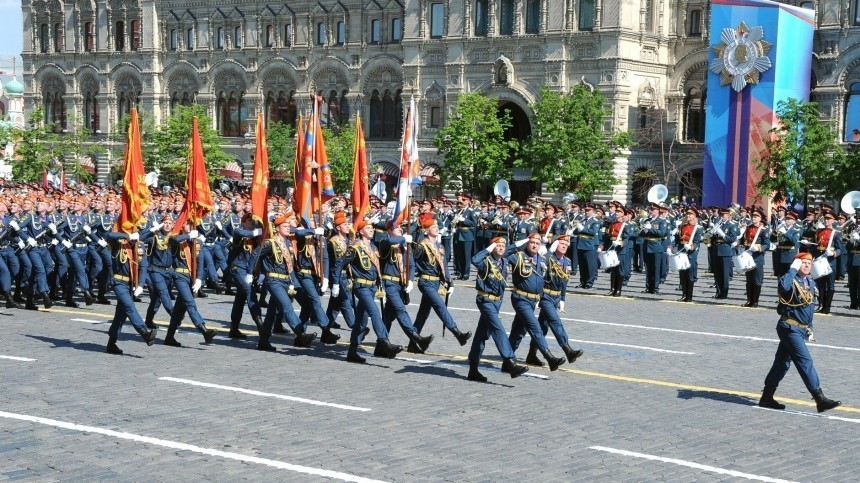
[326,232,356,330]
[379,233,433,354]
[104,231,157,354]
[673,217,703,302]
[531,242,582,364]
[410,236,472,345]
[574,213,602,289]
[227,224,263,337]
[144,225,176,329]
[771,220,801,277]
[163,233,215,346]
[710,214,740,299]
[741,221,771,307]
[293,227,338,343]
[639,213,670,294]
[453,207,477,279]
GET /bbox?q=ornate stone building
[19,0,860,203]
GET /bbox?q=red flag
[293,115,305,216]
[250,114,270,237]
[173,117,214,234]
[351,115,369,221]
[117,108,151,234]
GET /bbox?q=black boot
[346,343,366,363]
[207,280,223,294]
[561,343,583,363]
[49,286,59,302]
[258,294,268,308]
[135,325,158,346]
[540,348,566,371]
[144,315,156,330]
[96,291,111,305]
[228,324,247,339]
[65,292,79,308]
[257,335,276,351]
[24,292,38,311]
[251,315,264,331]
[163,328,182,347]
[4,291,21,309]
[198,324,216,343]
[83,291,95,306]
[406,340,423,354]
[812,388,841,413]
[42,292,53,309]
[686,281,695,302]
[13,286,24,303]
[822,290,834,314]
[501,358,529,378]
[320,327,341,345]
[106,337,123,355]
[525,345,545,367]
[273,320,289,334]
[449,327,472,346]
[410,332,434,353]
[375,338,403,359]
[758,386,785,410]
[750,285,761,308]
[293,330,317,348]
[743,282,753,307]
[467,362,488,382]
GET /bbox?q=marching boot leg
[4,291,22,309]
[751,285,761,307]
[467,361,488,382]
[293,328,317,348]
[743,281,753,307]
[539,348,566,371]
[83,290,95,306]
[134,325,158,346]
[64,290,79,307]
[251,315,264,331]
[320,327,341,345]
[525,344,545,367]
[105,336,123,355]
[346,342,366,364]
[144,314,156,330]
[560,343,583,364]
[42,292,53,309]
[257,334,276,351]
[812,388,841,413]
[374,338,402,359]
[198,324,216,343]
[449,326,472,346]
[409,332,434,353]
[501,358,529,378]
[273,319,288,334]
[823,290,834,314]
[163,327,182,347]
[687,280,696,302]
[758,386,785,410]
[228,320,247,339]
[24,291,38,311]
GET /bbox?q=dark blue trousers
[262,278,302,335]
[296,273,330,331]
[107,281,147,338]
[168,274,204,330]
[764,320,821,393]
[326,277,356,328]
[382,280,420,338]
[229,265,261,326]
[351,284,390,344]
[468,296,515,364]
[413,279,459,333]
[508,294,550,354]
[146,268,174,322]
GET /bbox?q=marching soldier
[799,210,817,254]
[565,201,583,275]
[467,237,529,382]
[741,208,771,308]
[143,215,175,329]
[512,207,534,243]
[813,210,843,314]
[711,207,740,300]
[846,212,860,310]
[326,211,356,330]
[673,207,703,302]
[452,195,477,280]
[226,214,265,339]
[573,203,602,289]
[602,210,632,297]
[293,218,340,345]
[639,202,670,294]
[772,211,801,278]
[770,206,787,275]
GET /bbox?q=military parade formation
[0,177,850,411]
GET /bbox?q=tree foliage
[10,106,102,183]
[433,91,518,193]
[825,143,860,199]
[522,86,633,201]
[265,121,296,179]
[754,98,843,205]
[322,123,357,195]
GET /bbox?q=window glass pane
[338,21,345,44]
[116,21,124,50]
[689,10,701,35]
[526,0,540,33]
[131,20,140,50]
[431,3,444,37]
[318,23,326,44]
[430,107,440,128]
[846,83,860,141]
[234,27,242,48]
[266,25,273,47]
[170,29,177,50]
[856,0,860,25]
[391,18,401,41]
[284,24,293,45]
[500,0,514,35]
[475,0,488,36]
[371,19,380,42]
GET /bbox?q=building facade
[19,0,860,203]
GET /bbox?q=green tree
[825,142,860,200]
[322,123,357,195]
[523,86,633,201]
[754,98,843,206]
[11,106,102,183]
[122,104,231,187]
[265,121,296,180]
[433,91,518,193]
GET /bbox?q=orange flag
[117,108,150,234]
[250,113,270,237]
[173,117,214,234]
[351,115,369,222]
[293,115,305,216]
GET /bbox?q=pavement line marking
[159,377,371,412]
[566,338,695,355]
[395,355,550,380]
[752,406,860,424]
[70,318,106,324]
[0,410,386,483]
[588,446,798,483]
[0,355,36,362]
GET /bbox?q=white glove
[83,225,91,234]
[50,238,59,246]
[541,236,549,244]
[675,220,682,227]
[98,239,108,247]
[611,240,620,247]
[129,232,140,241]
[288,284,297,295]
[27,238,37,247]
[150,222,163,233]
[749,245,759,253]
[215,221,222,230]
[714,228,725,238]
[369,214,380,223]
[198,235,206,243]
[778,226,787,234]
[486,242,498,253]
[134,286,144,297]
[558,301,565,313]
[405,281,414,293]
[332,284,340,298]
[790,259,803,271]
[9,220,19,230]
[48,223,57,234]
[537,244,547,256]
[549,241,559,253]
[684,243,693,251]
[252,228,263,237]
[816,222,825,230]
[447,285,455,295]
[188,230,198,239]
[514,238,529,247]
[244,274,253,285]
[643,223,652,231]
[403,234,413,244]
[666,246,673,255]
[62,240,72,249]
[852,232,860,242]
[17,239,24,249]
[826,248,835,257]
[313,227,325,236]
[192,279,203,293]
[320,279,329,294]
[573,224,583,233]
[256,274,266,285]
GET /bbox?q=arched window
[370,90,383,138]
[845,82,860,142]
[40,23,49,53]
[317,22,326,45]
[799,1,814,10]
[430,3,444,37]
[85,22,95,51]
[216,27,224,49]
[689,9,702,36]
[499,0,514,35]
[683,87,706,142]
[234,26,242,48]
[324,90,348,126]
[265,25,274,47]
[42,76,67,132]
[337,21,346,44]
[371,89,403,139]
[371,19,380,43]
[81,78,100,133]
[218,90,245,137]
[284,24,293,46]
[54,23,64,52]
[475,0,488,36]
[266,90,297,128]
[526,0,540,33]
[116,76,142,119]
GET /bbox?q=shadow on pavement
[25,334,143,359]
[677,389,756,406]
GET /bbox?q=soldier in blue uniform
[512,207,534,243]
[12,197,56,309]
[740,208,771,307]
[380,221,434,355]
[813,210,844,314]
[602,212,632,297]
[197,212,227,295]
[772,211,801,278]
[103,229,158,355]
[452,195,477,280]
[710,207,740,299]
[60,196,96,307]
[325,211,356,330]
[332,218,403,363]
[673,208,703,302]
[572,203,602,289]
[163,220,216,347]
[758,252,841,413]
[466,237,529,382]
[638,203,670,294]
[226,214,264,339]
[371,202,392,247]
[251,213,317,352]
[46,199,68,301]
[799,210,817,254]
[143,215,177,329]
[770,206,787,275]
[293,218,340,345]
[85,198,114,304]
[846,212,860,310]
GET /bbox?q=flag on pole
[172,117,214,234]
[295,106,316,225]
[390,96,421,227]
[351,115,370,221]
[117,108,150,234]
[314,112,335,204]
[250,113,270,237]
[292,114,305,213]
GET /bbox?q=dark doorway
[498,100,532,203]
[679,168,703,206]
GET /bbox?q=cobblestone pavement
[2,254,859,481]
